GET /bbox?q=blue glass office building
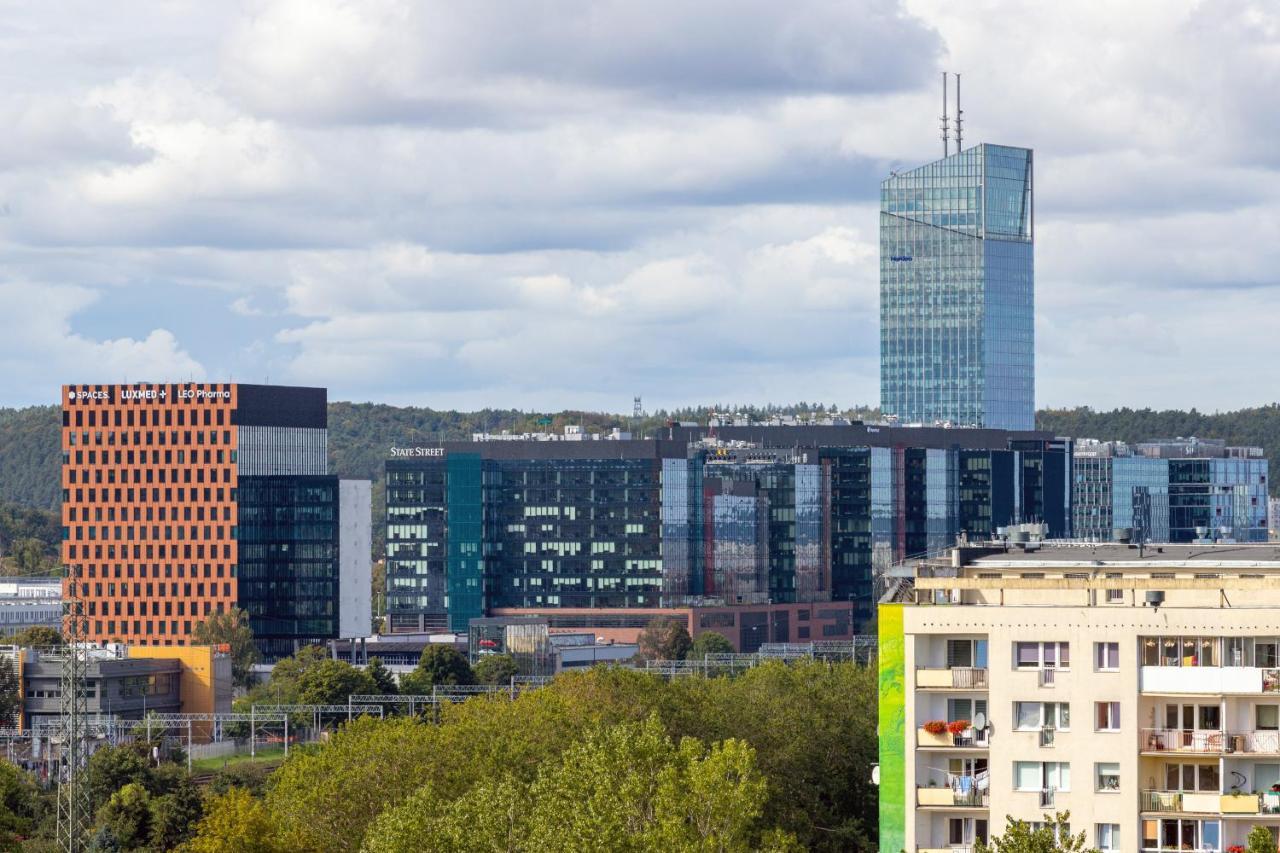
[385,425,1070,631]
[880,144,1035,430]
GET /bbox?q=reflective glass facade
[1169,458,1269,543]
[1074,457,1170,542]
[384,429,1071,631]
[237,476,339,659]
[880,144,1034,429]
[1073,452,1267,544]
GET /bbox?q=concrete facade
[882,543,1280,852]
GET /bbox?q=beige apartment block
[879,542,1280,853]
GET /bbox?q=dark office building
[385,425,1071,631]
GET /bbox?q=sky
[0,0,1278,413]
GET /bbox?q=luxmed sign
[390,447,445,457]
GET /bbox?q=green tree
[472,654,518,686]
[148,777,204,851]
[365,657,397,695]
[0,762,40,848]
[686,631,734,659]
[87,744,151,808]
[180,787,283,853]
[10,626,62,647]
[1247,824,1277,853]
[400,646,473,694]
[192,609,259,690]
[637,617,693,661]
[363,716,785,853]
[977,813,1097,853]
[96,782,153,851]
[296,659,378,706]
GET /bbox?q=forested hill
[5,400,1280,519]
[1037,405,1280,482]
[0,406,60,511]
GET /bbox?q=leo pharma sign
[390,447,446,458]
[67,387,233,403]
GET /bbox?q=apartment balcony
[1140,728,1225,754]
[1140,790,1280,815]
[916,787,989,808]
[1140,665,1280,695]
[916,725,990,749]
[916,667,989,690]
[1222,730,1280,754]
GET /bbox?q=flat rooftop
[955,542,1280,569]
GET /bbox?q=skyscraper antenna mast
[940,72,950,157]
[954,73,963,152]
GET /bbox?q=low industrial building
[0,579,61,637]
[10,643,231,731]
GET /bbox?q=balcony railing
[1038,789,1055,808]
[915,667,989,689]
[1039,668,1056,687]
[1139,789,1280,815]
[1140,728,1224,754]
[917,726,991,749]
[916,786,990,808]
[1223,730,1280,754]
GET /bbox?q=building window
[1015,641,1069,670]
[1094,642,1119,671]
[1140,636,1220,667]
[1258,705,1280,731]
[1013,761,1069,792]
[1015,702,1069,731]
[1095,762,1120,791]
[1104,587,1123,603]
[948,638,988,668]
[1096,823,1119,851]
[1095,702,1120,731]
[948,698,988,723]
[1165,763,1219,792]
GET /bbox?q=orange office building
[61,383,370,658]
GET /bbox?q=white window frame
[1015,701,1070,731]
[1095,701,1121,732]
[1095,762,1120,792]
[1096,823,1119,851]
[1015,641,1070,670]
[1014,761,1070,792]
[1094,641,1119,671]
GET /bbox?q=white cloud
[0,0,1277,414]
[0,282,206,402]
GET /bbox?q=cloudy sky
[0,0,1277,412]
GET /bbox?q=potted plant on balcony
[1226,844,1245,853]
[947,719,971,736]
[920,719,951,746]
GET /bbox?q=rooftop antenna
[954,73,964,152]
[940,72,950,157]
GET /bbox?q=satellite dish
[871,765,881,786]
[974,712,987,730]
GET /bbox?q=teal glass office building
[880,144,1034,430]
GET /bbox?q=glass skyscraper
[880,143,1035,429]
